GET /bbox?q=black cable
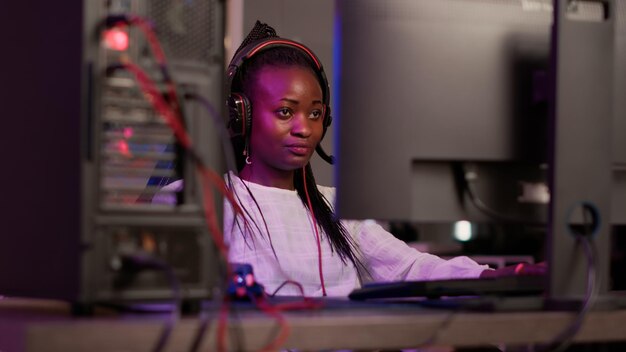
[229,298,245,352]
[117,254,182,352]
[461,162,533,224]
[409,307,459,349]
[187,303,212,352]
[534,235,598,352]
[462,161,600,351]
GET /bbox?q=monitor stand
[546,0,617,310]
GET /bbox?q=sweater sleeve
[348,219,489,283]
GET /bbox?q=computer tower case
[1,0,226,305]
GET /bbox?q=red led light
[117,140,131,157]
[123,127,134,139]
[103,28,129,51]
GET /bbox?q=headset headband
[226,37,330,108]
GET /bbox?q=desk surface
[2,296,626,352]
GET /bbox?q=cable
[203,169,327,351]
[460,162,542,224]
[106,15,182,117]
[270,280,306,297]
[537,235,598,352]
[536,203,600,352]
[464,161,600,351]
[105,27,326,352]
[216,295,231,352]
[270,280,325,311]
[462,161,599,351]
[187,303,211,352]
[249,295,291,352]
[107,60,243,352]
[415,309,459,348]
[109,60,243,220]
[116,254,182,352]
[109,37,307,352]
[227,299,246,352]
[248,292,324,352]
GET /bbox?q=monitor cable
[112,254,182,352]
[535,209,600,352]
[459,162,540,224]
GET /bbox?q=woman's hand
[479,261,547,278]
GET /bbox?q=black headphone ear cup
[227,96,242,134]
[324,106,332,129]
[227,93,252,137]
[320,106,332,140]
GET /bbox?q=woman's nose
[291,113,312,137]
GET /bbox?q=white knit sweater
[223,174,488,297]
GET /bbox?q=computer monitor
[335,0,553,223]
[334,0,625,303]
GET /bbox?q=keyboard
[349,275,545,301]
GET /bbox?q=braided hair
[227,21,362,269]
[234,20,278,53]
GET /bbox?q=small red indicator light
[123,127,134,139]
[117,140,131,157]
[103,28,129,51]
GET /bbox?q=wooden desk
[2,297,626,351]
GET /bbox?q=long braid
[294,165,362,268]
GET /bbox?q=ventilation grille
[147,0,219,63]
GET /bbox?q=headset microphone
[316,145,335,165]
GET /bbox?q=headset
[226,37,335,164]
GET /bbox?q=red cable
[252,297,291,352]
[120,60,238,352]
[120,59,309,352]
[120,61,190,145]
[124,16,182,115]
[116,35,327,350]
[301,167,327,296]
[251,293,324,351]
[120,60,243,219]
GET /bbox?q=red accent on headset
[247,40,322,70]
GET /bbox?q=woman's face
[244,65,325,179]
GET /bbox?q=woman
[223,21,543,297]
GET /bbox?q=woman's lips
[286,145,311,155]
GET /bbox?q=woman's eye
[310,110,322,120]
[276,108,292,118]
